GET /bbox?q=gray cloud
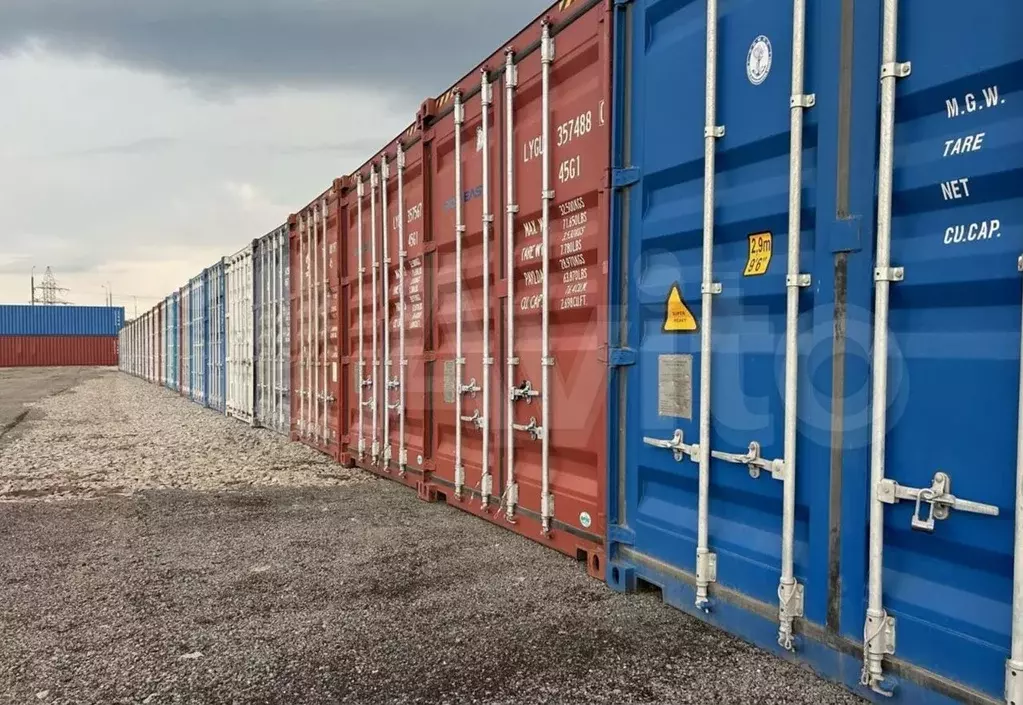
[54,137,180,158]
[0,0,554,94]
[0,0,557,306]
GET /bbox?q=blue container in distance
[253,226,291,435]
[165,292,179,392]
[189,272,208,406]
[205,259,228,414]
[605,1,1021,704]
[0,305,125,337]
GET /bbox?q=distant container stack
[1,304,124,367]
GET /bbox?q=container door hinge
[1006,659,1023,705]
[611,167,641,189]
[696,550,717,584]
[608,524,636,546]
[877,471,999,531]
[608,347,636,367]
[861,610,897,688]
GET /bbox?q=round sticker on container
[746,35,772,85]
[579,512,592,529]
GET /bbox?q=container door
[854,1,1023,699]
[254,241,267,425]
[227,248,255,424]
[181,288,190,398]
[499,5,610,560]
[379,138,428,482]
[608,0,840,634]
[428,76,499,502]
[278,229,291,435]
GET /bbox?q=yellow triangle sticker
[663,283,698,333]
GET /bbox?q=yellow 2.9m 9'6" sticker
[743,231,773,276]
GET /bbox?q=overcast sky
[0,0,552,311]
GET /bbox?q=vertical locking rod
[381,157,392,466]
[504,49,520,520]
[1008,256,1023,704]
[863,0,905,694]
[696,0,722,611]
[454,90,466,498]
[356,177,366,456]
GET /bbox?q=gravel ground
[0,369,867,705]
[0,370,365,501]
[0,367,106,444]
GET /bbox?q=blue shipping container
[206,259,228,414]
[606,1,1021,704]
[0,305,125,337]
[165,292,179,392]
[253,227,291,435]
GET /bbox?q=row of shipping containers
[1,305,123,367]
[118,0,1023,702]
[120,229,290,431]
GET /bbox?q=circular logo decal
[579,512,592,529]
[746,35,772,85]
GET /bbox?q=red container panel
[0,335,119,367]
[338,0,609,577]
[289,187,342,458]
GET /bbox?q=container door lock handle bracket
[877,471,999,532]
[642,429,698,464]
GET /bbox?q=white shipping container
[146,311,154,383]
[253,225,291,435]
[226,243,255,424]
[180,283,192,398]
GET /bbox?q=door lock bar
[877,471,999,532]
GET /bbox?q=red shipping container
[0,335,119,367]
[337,0,609,578]
[289,187,342,457]
[339,123,430,485]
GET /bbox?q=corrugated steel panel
[0,305,125,337]
[179,284,191,398]
[606,1,1022,703]
[206,259,228,413]
[157,301,166,387]
[0,335,118,367]
[188,272,208,405]
[254,225,291,434]
[165,292,180,392]
[335,0,609,574]
[118,324,128,374]
[226,243,255,424]
[290,191,340,455]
